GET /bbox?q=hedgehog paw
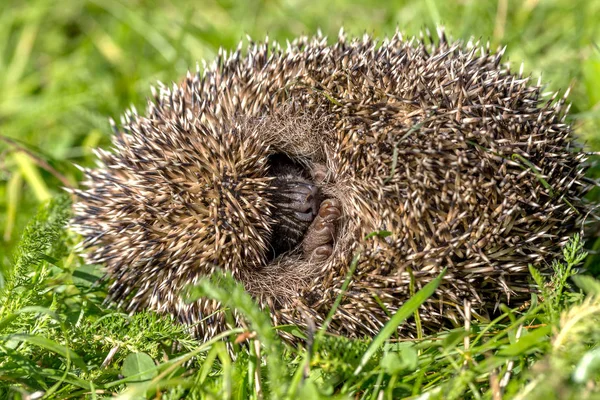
[303,198,341,262]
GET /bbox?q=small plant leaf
[121,352,157,381]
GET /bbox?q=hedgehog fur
[72,28,595,341]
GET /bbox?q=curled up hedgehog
[72,29,596,341]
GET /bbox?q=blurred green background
[1,0,599,267]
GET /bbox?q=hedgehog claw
[311,245,333,262]
[318,199,341,221]
[303,198,341,261]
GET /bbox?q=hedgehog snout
[268,174,320,257]
[285,182,320,222]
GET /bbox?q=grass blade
[354,268,446,375]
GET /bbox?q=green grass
[0,0,600,398]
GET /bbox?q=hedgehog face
[268,162,321,258]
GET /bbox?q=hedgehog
[72,29,595,341]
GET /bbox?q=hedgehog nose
[290,183,320,222]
